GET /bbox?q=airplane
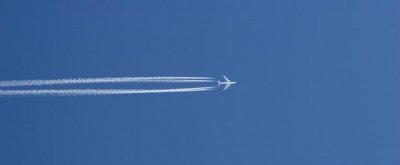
[218,75,237,90]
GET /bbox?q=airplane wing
[223,84,230,90]
[223,75,230,82]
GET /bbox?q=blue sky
[0,0,399,164]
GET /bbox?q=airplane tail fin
[218,81,221,85]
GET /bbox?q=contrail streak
[0,87,216,96]
[0,77,214,87]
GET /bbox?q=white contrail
[0,87,216,96]
[0,77,215,87]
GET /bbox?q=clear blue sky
[0,0,399,164]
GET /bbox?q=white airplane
[218,75,237,90]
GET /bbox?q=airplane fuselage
[218,82,236,86]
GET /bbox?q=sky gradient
[0,0,399,164]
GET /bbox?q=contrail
[0,77,215,87]
[0,87,216,96]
